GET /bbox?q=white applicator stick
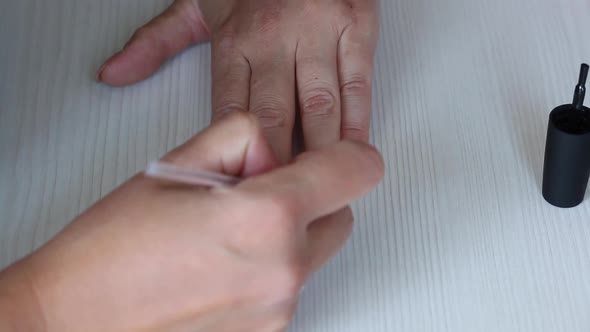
[144,161,241,188]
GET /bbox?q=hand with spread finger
[0,113,384,332]
[97,0,379,162]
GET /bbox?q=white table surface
[2,0,590,331]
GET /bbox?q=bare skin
[98,0,379,162]
[0,113,384,332]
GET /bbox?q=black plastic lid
[542,63,590,208]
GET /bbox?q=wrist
[0,261,47,332]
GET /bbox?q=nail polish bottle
[542,63,590,208]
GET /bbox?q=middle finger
[296,25,342,150]
[248,50,296,164]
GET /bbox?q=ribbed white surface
[1,0,590,331]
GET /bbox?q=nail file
[144,161,241,188]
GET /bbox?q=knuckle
[251,5,282,34]
[340,0,376,17]
[333,1,359,26]
[275,262,306,299]
[175,0,205,39]
[212,101,247,121]
[342,122,370,142]
[300,88,338,120]
[302,1,319,14]
[130,26,173,59]
[251,100,291,130]
[214,30,239,51]
[129,26,160,49]
[262,194,299,223]
[132,26,151,41]
[219,195,292,252]
[340,75,372,97]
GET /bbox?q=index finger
[237,140,384,223]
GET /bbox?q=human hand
[0,113,384,332]
[98,0,379,162]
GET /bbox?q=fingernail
[96,63,106,82]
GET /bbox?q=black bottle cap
[542,63,590,208]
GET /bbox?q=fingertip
[296,139,384,181]
[95,52,131,86]
[218,112,280,176]
[345,140,385,183]
[161,110,278,178]
[96,47,160,86]
[367,145,385,183]
[95,63,106,82]
[95,50,124,84]
[315,140,383,187]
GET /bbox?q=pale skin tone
[97,0,379,239]
[0,113,384,331]
[0,1,381,330]
[97,0,379,161]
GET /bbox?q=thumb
[238,140,384,223]
[161,112,279,178]
[97,0,210,86]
